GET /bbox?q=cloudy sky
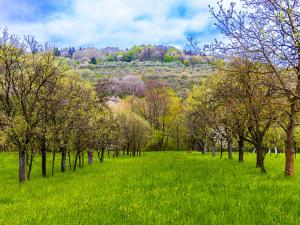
[0,0,234,49]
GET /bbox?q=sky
[0,0,235,49]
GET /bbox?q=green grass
[0,151,300,225]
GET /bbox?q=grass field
[0,151,299,225]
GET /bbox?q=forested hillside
[74,61,213,98]
[57,45,206,65]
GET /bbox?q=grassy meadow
[0,151,299,225]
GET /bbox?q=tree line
[0,27,297,183]
[189,0,300,176]
[0,29,152,182]
[56,44,205,66]
[1,0,299,182]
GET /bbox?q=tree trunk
[78,153,82,168]
[202,143,207,155]
[100,147,105,162]
[97,150,101,162]
[52,151,56,176]
[228,140,233,159]
[41,135,46,177]
[285,99,296,176]
[126,143,129,155]
[220,138,223,158]
[61,146,66,173]
[73,151,79,171]
[27,153,34,180]
[88,150,93,164]
[256,141,266,173]
[238,136,244,162]
[211,144,216,157]
[26,145,36,180]
[19,148,26,182]
[68,151,72,170]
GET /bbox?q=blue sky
[0,0,233,49]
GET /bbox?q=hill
[73,61,213,98]
[58,45,205,65]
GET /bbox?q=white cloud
[0,0,242,48]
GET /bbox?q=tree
[186,82,214,154]
[0,33,64,181]
[121,75,145,96]
[203,0,300,176]
[90,57,97,65]
[118,111,152,156]
[213,59,284,171]
[68,47,75,58]
[164,94,187,151]
[132,80,171,150]
[53,47,61,57]
[186,57,284,171]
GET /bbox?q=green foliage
[118,111,152,155]
[147,130,165,150]
[94,45,204,66]
[182,59,190,66]
[163,54,174,62]
[105,53,117,62]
